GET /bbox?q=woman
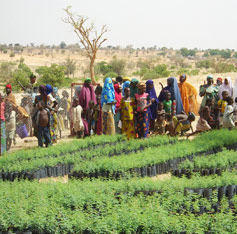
[178,74,199,115]
[120,87,136,139]
[130,78,139,98]
[101,77,116,135]
[218,77,233,99]
[122,81,130,96]
[158,77,184,114]
[135,82,152,138]
[199,75,219,107]
[145,80,158,130]
[114,83,122,134]
[0,95,6,154]
[79,78,96,136]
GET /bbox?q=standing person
[223,97,235,129]
[199,75,219,107]
[122,81,130,96]
[93,95,102,135]
[178,74,199,115]
[217,91,229,126]
[60,90,70,129]
[158,77,184,114]
[114,83,122,134]
[145,80,158,131]
[116,76,123,85]
[95,84,103,96]
[216,77,223,88]
[135,82,152,138]
[5,103,16,151]
[130,78,139,98]
[218,77,233,99]
[36,101,51,147]
[72,98,84,138]
[101,77,116,135]
[0,95,6,154]
[120,87,136,139]
[79,78,96,136]
[5,84,16,105]
[86,100,95,135]
[162,91,172,115]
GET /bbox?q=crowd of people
[0,74,237,153]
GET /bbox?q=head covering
[85,78,92,84]
[145,80,158,120]
[207,74,213,80]
[114,83,122,112]
[167,77,184,114]
[218,77,234,99]
[101,77,115,113]
[130,78,139,98]
[62,90,69,97]
[122,81,130,96]
[217,77,222,82]
[46,84,53,95]
[39,85,47,97]
[6,84,12,90]
[53,87,58,94]
[123,77,130,82]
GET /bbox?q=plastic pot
[203,188,212,200]
[151,165,157,176]
[227,185,236,199]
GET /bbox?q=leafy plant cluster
[71,129,237,178]
[0,172,236,233]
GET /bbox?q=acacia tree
[64,6,108,84]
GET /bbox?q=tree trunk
[89,60,96,85]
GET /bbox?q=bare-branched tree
[63,6,109,84]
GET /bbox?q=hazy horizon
[1,0,237,50]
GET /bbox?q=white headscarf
[218,77,233,99]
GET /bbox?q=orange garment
[178,80,199,115]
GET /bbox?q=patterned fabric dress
[120,97,135,139]
[1,102,6,154]
[135,93,149,138]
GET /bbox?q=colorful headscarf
[217,77,222,82]
[46,84,53,95]
[167,77,184,114]
[85,78,92,84]
[101,77,115,113]
[53,87,58,95]
[130,78,139,98]
[114,83,122,112]
[122,81,130,96]
[6,84,12,90]
[207,74,213,80]
[145,80,158,120]
[218,77,234,99]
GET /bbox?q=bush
[180,48,196,57]
[103,72,118,79]
[0,61,16,83]
[95,61,113,76]
[196,59,214,69]
[36,64,71,88]
[209,49,231,59]
[109,57,126,75]
[9,52,15,57]
[212,62,237,73]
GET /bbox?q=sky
[0,0,237,50]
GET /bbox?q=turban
[6,84,12,90]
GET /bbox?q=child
[36,101,51,147]
[5,103,16,151]
[93,95,102,135]
[217,90,228,126]
[72,98,84,138]
[171,112,195,136]
[50,109,58,143]
[162,91,172,115]
[135,82,152,138]
[223,96,235,129]
[120,87,136,139]
[154,112,166,135]
[87,100,95,135]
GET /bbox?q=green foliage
[176,68,199,76]
[103,71,118,79]
[233,52,237,58]
[209,49,231,59]
[36,64,71,88]
[11,63,33,91]
[0,61,15,83]
[134,64,170,80]
[63,57,76,77]
[9,52,15,57]
[212,62,237,73]
[109,57,126,75]
[95,61,113,75]
[60,41,67,49]
[180,48,196,57]
[196,59,214,69]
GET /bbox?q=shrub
[36,64,71,88]
[196,59,214,69]
[95,61,113,76]
[103,72,118,79]
[180,48,196,57]
[109,57,126,75]
[0,61,16,83]
[9,52,15,57]
[212,62,237,73]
